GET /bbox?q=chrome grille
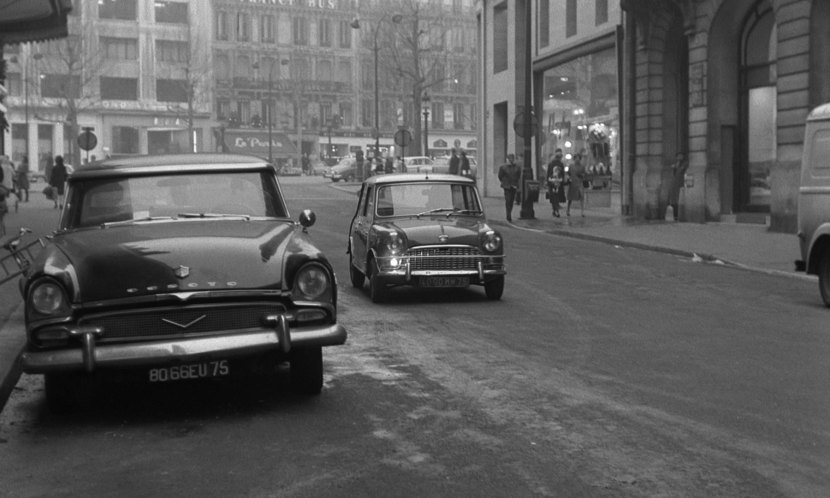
[407,246,482,271]
[80,304,287,341]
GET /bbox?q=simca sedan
[19,154,347,412]
[348,173,506,302]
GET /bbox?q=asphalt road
[0,177,828,497]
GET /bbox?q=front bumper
[374,254,506,285]
[21,318,347,374]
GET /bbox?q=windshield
[375,183,481,217]
[65,171,286,228]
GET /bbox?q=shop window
[156,79,187,103]
[155,1,188,24]
[98,0,137,21]
[100,76,137,100]
[112,126,139,154]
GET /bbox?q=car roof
[808,103,830,122]
[363,173,476,186]
[70,153,271,179]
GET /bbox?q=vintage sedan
[19,153,347,412]
[348,173,506,302]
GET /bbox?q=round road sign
[394,129,412,148]
[78,130,98,151]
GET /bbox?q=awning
[222,130,298,157]
[0,0,73,45]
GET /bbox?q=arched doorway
[737,1,776,213]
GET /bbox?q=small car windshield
[375,183,482,217]
[68,171,286,228]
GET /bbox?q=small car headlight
[293,264,331,301]
[30,281,69,315]
[483,230,502,252]
[385,231,405,254]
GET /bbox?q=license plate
[420,276,469,288]
[148,360,229,383]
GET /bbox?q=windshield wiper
[177,212,251,220]
[101,216,176,228]
[446,209,483,217]
[415,207,455,217]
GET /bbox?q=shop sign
[239,0,338,10]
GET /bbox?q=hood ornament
[174,265,190,279]
[438,234,449,243]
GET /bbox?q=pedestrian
[668,152,689,221]
[459,151,471,177]
[566,152,586,217]
[50,155,69,209]
[0,157,12,236]
[546,148,566,217]
[448,149,460,175]
[385,154,394,174]
[44,154,54,184]
[16,155,30,202]
[355,148,364,180]
[497,153,521,222]
[301,153,310,175]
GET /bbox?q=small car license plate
[420,276,469,288]
[149,360,229,382]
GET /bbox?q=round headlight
[483,231,502,252]
[294,265,330,301]
[30,281,67,315]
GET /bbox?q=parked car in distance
[324,157,357,182]
[429,155,478,179]
[796,102,830,306]
[347,173,506,303]
[399,156,433,173]
[18,153,347,412]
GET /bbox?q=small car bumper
[374,255,506,284]
[21,320,347,374]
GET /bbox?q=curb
[0,303,26,413]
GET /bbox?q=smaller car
[324,157,357,182]
[348,173,506,302]
[400,156,433,173]
[429,155,478,179]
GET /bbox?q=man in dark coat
[497,153,521,221]
[49,155,69,209]
[448,149,460,175]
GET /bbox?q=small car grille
[80,304,287,341]
[407,246,482,271]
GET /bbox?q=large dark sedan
[19,154,347,412]
[348,173,506,302]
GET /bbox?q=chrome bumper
[21,319,347,374]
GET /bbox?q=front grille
[407,246,482,271]
[80,303,287,341]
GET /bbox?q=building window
[596,0,608,25]
[216,11,229,40]
[339,20,352,48]
[539,0,549,47]
[319,18,332,47]
[318,60,333,81]
[156,40,189,63]
[261,15,275,43]
[215,54,230,81]
[493,3,507,73]
[361,99,373,127]
[42,74,81,99]
[155,1,188,24]
[338,60,352,83]
[156,79,187,102]
[566,0,577,37]
[451,27,464,52]
[112,126,139,154]
[6,73,21,97]
[432,101,444,129]
[100,76,137,100]
[361,61,373,88]
[340,102,353,127]
[237,12,250,42]
[217,100,231,121]
[100,37,138,60]
[454,103,465,129]
[293,17,309,45]
[237,101,251,125]
[98,0,137,21]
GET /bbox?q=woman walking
[49,155,69,209]
[16,156,30,203]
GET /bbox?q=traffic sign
[78,129,97,151]
[394,129,412,148]
[513,112,539,139]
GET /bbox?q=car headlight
[292,263,332,302]
[482,230,502,253]
[382,231,406,255]
[29,279,71,316]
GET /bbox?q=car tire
[44,373,96,413]
[349,263,365,288]
[484,276,505,300]
[290,347,323,395]
[819,252,830,307]
[368,260,386,303]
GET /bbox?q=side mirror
[299,209,316,230]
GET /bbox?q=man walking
[498,153,521,221]
[448,149,460,175]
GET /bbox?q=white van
[796,103,830,306]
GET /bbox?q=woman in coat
[566,153,586,217]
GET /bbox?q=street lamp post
[351,13,402,167]
[253,59,276,164]
[422,93,430,157]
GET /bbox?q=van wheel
[819,252,830,307]
[484,276,504,300]
[349,263,364,288]
[368,260,386,303]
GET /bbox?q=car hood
[378,217,488,248]
[46,220,309,302]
